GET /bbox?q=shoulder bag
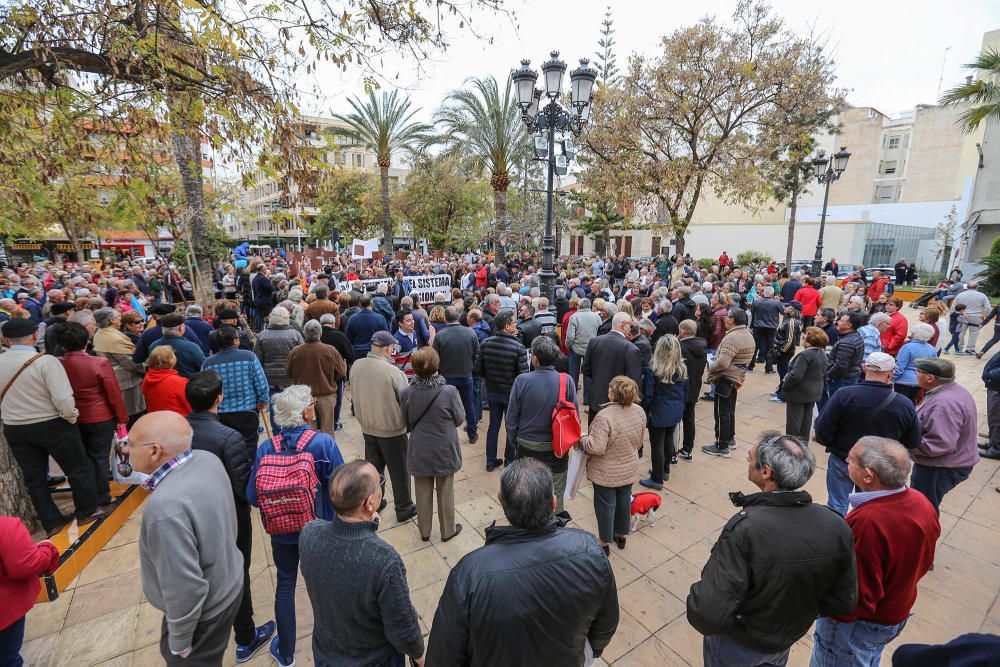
[1,352,45,407]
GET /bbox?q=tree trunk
[493,187,508,254]
[59,220,86,265]
[0,431,38,529]
[603,223,611,256]
[379,162,391,254]
[169,122,214,311]
[785,188,798,272]
[673,220,686,256]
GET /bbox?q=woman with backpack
[246,385,344,667]
[400,346,465,543]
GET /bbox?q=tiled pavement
[22,312,1000,666]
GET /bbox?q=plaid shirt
[142,449,194,491]
[202,346,270,413]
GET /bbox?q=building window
[881,160,897,175]
[874,185,896,203]
[887,136,900,150]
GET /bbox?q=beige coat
[581,403,645,488]
[349,351,408,437]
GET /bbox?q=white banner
[336,274,452,306]
[351,238,380,259]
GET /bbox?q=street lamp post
[811,146,851,276]
[511,52,596,302]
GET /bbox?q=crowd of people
[0,247,996,667]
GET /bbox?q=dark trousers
[649,425,676,482]
[233,501,255,646]
[818,377,859,414]
[271,541,298,660]
[362,433,415,518]
[911,464,972,512]
[943,331,962,353]
[160,592,240,666]
[785,401,814,446]
[486,392,514,466]
[750,327,776,371]
[981,326,1000,354]
[77,418,116,506]
[681,401,697,453]
[713,386,738,448]
[592,483,632,543]
[774,352,793,396]
[568,351,584,393]
[220,411,261,462]
[802,315,815,328]
[5,417,97,531]
[0,615,25,667]
[894,383,921,405]
[444,376,477,439]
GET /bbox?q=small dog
[630,492,662,533]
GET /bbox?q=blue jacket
[133,323,204,364]
[814,380,921,460]
[507,366,577,443]
[642,374,688,428]
[894,340,938,385]
[184,317,214,354]
[148,334,206,379]
[246,424,344,545]
[983,352,1000,391]
[345,309,389,357]
[202,346,270,413]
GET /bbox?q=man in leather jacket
[687,432,857,667]
[426,459,619,666]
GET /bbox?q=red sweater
[0,517,60,630]
[141,368,191,415]
[794,286,822,317]
[60,351,128,424]
[835,488,940,625]
[880,311,909,356]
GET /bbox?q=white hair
[910,322,934,342]
[185,304,202,318]
[268,306,290,327]
[272,385,313,429]
[303,320,322,342]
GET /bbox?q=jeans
[981,326,1000,354]
[704,634,789,667]
[827,454,854,516]
[775,352,793,397]
[233,501,255,646]
[568,351,584,392]
[77,418,116,506]
[0,615,25,667]
[444,376,477,439]
[809,616,908,667]
[592,484,632,543]
[750,327,776,371]
[818,377,859,414]
[649,425,676,481]
[943,331,962,353]
[271,541,299,660]
[911,464,972,512]
[681,401,697,453]
[486,392,514,466]
[472,377,485,424]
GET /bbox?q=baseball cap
[865,352,896,371]
[913,357,955,380]
[371,331,396,347]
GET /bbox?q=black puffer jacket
[426,518,619,666]
[826,329,864,381]
[477,332,529,395]
[187,411,252,502]
[687,491,857,654]
[680,336,708,404]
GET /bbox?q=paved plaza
[18,313,1000,666]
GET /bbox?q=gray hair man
[284,320,346,436]
[565,297,602,397]
[426,458,619,664]
[688,431,857,667]
[582,311,642,425]
[953,280,991,355]
[811,437,940,667]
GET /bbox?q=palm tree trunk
[379,163,391,254]
[785,187,799,272]
[493,188,508,253]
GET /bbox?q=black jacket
[426,518,619,665]
[517,316,543,349]
[187,411,252,502]
[650,314,679,347]
[582,332,642,414]
[813,380,921,460]
[984,352,1000,392]
[680,336,708,404]
[433,323,480,378]
[772,316,802,357]
[671,297,696,325]
[321,327,354,365]
[750,297,783,330]
[477,332,529,396]
[687,491,857,654]
[782,347,828,403]
[826,329,864,381]
[596,317,613,337]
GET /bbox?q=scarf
[93,326,137,356]
[409,373,446,390]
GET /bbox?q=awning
[11,243,43,250]
[55,242,95,251]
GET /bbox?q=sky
[296,0,1000,124]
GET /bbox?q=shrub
[736,250,773,267]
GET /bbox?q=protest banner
[336,274,452,306]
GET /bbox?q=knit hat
[865,352,896,371]
[50,302,75,315]
[914,357,955,380]
[2,318,37,338]
[371,331,395,348]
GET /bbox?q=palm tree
[333,90,430,252]
[435,76,527,240]
[940,47,1000,133]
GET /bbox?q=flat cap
[50,302,75,315]
[3,318,38,338]
[914,357,954,379]
[218,308,239,320]
[786,300,803,311]
[371,330,396,347]
[150,303,175,316]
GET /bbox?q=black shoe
[555,510,572,521]
[486,459,503,472]
[981,448,1000,461]
[46,475,67,489]
[678,450,693,461]
[396,508,417,523]
[670,456,679,465]
[468,433,479,444]
[614,535,627,550]
[602,544,610,556]
[77,508,111,526]
[442,524,463,542]
[980,442,992,450]
[45,515,73,538]
[639,478,663,490]
[378,498,387,512]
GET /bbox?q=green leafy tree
[435,76,527,238]
[333,90,431,253]
[397,155,491,250]
[940,47,1000,132]
[310,168,385,242]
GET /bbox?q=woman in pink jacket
[0,516,60,664]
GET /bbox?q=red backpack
[254,429,320,535]
[551,373,582,458]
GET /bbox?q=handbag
[564,446,589,502]
[112,424,150,485]
[407,388,443,433]
[551,373,582,458]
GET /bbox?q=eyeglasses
[116,441,155,477]
[366,474,386,504]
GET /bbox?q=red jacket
[0,516,60,631]
[718,254,730,267]
[867,277,889,301]
[835,489,939,625]
[560,308,577,354]
[60,351,128,424]
[475,265,488,288]
[141,368,191,415]
[793,286,822,317]
[881,311,908,355]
